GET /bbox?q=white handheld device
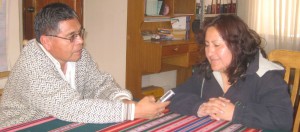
[157,90,175,102]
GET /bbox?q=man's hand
[134,96,170,119]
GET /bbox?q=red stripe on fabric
[176,116,212,132]
[185,118,215,130]
[0,116,56,132]
[194,120,228,132]
[97,119,146,132]
[152,116,199,132]
[218,124,243,132]
[203,120,229,132]
[125,113,181,131]
[203,121,229,132]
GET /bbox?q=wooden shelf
[0,71,9,96]
[198,0,238,28]
[204,13,236,18]
[127,0,204,99]
[0,71,10,78]
[144,39,197,45]
[0,89,3,96]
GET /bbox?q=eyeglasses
[46,28,85,43]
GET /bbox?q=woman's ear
[40,35,51,50]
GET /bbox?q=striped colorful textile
[100,112,262,132]
[0,112,262,132]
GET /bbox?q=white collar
[213,71,223,90]
[256,52,284,77]
[37,41,76,89]
[213,51,284,88]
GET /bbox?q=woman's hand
[197,97,234,121]
[214,97,235,121]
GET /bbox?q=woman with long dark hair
[168,15,293,131]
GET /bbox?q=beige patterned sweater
[0,39,132,128]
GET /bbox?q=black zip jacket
[168,53,293,131]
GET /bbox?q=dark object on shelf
[159,0,165,15]
[192,20,201,34]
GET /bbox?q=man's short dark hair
[34,3,78,43]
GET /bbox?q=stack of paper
[171,16,190,40]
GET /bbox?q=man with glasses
[0,3,169,128]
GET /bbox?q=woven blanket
[0,112,261,132]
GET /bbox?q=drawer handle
[173,48,179,51]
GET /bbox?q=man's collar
[37,40,62,70]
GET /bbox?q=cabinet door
[23,0,83,41]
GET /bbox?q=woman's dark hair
[34,3,78,43]
[197,14,266,84]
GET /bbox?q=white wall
[142,71,177,92]
[83,0,127,88]
[236,0,247,22]
[0,0,22,88]
[6,0,22,68]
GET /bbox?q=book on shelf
[227,0,231,13]
[171,16,187,30]
[185,16,191,40]
[172,29,186,40]
[216,0,220,14]
[170,16,191,40]
[219,0,223,13]
[204,0,236,14]
[145,0,157,16]
[211,0,216,14]
[158,28,173,40]
[158,0,165,15]
[195,0,202,20]
[141,30,153,40]
[223,0,228,13]
[231,0,236,13]
[157,28,172,34]
[145,0,167,16]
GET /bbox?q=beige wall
[6,0,21,70]
[236,0,247,22]
[83,0,127,88]
[0,0,21,88]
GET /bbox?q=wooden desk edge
[0,71,9,96]
[0,71,10,78]
[0,89,3,96]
